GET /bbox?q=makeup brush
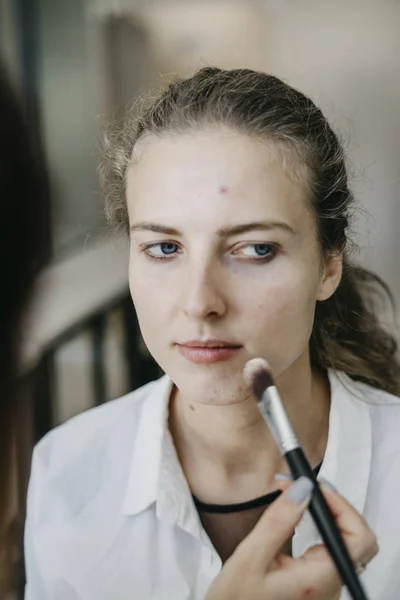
[243,357,369,600]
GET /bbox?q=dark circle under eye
[161,242,178,255]
[254,244,272,256]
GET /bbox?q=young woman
[24,68,400,600]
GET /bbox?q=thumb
[233,476,313,571]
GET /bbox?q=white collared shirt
[25,371,400,600]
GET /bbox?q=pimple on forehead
[219,186,229,194]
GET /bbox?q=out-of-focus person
[0,63,50,595]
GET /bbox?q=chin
[170,365,249,406]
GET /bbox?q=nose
[182,263,227,321]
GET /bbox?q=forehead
[126,128,313,228]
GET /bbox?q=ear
[317,253,343,301]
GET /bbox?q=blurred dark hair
[0,64,50,591]
[101,66,400,394]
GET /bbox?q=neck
[169,354,331,503]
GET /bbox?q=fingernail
[285,476,313,505]
[274,473,293,481]
[319,478,337,492]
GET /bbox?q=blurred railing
[30,291,160,444]
[22,234,161,439]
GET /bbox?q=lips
[176,340,243,365]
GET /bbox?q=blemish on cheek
[219,186,229,194]
[189,404,195,412]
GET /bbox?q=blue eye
[143,242,180,259]
[253,244,272,256]
[234,243,276,260]
[159,242,178,255]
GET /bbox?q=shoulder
[25,376,171,578]
[333,370,400,409]
[334,371,400,441]
[30,376,169,488]
[343,375,400,412]
[356,380,400,442]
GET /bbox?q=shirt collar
[122,375,172,516]
[121,375,208,543]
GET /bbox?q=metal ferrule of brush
[259,386,300,453]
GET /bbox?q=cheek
[247,275,319,374]
[248,267,320,333]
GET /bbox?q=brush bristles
[243,358,274,401]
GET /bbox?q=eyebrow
[130,220,297,236]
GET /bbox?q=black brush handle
[285,448,369,600]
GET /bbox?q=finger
[267,544,342,600]
[298,543,342,592]
[275,478,378,564]
[316,485,379,564]
[274,473,293,482]
[232,476,313,571]
[274,480,291,492]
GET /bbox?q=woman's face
[127,128,341,405]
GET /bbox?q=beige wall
[263,0,400,304]
[37,0,106,256]
[139,1,267,79]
